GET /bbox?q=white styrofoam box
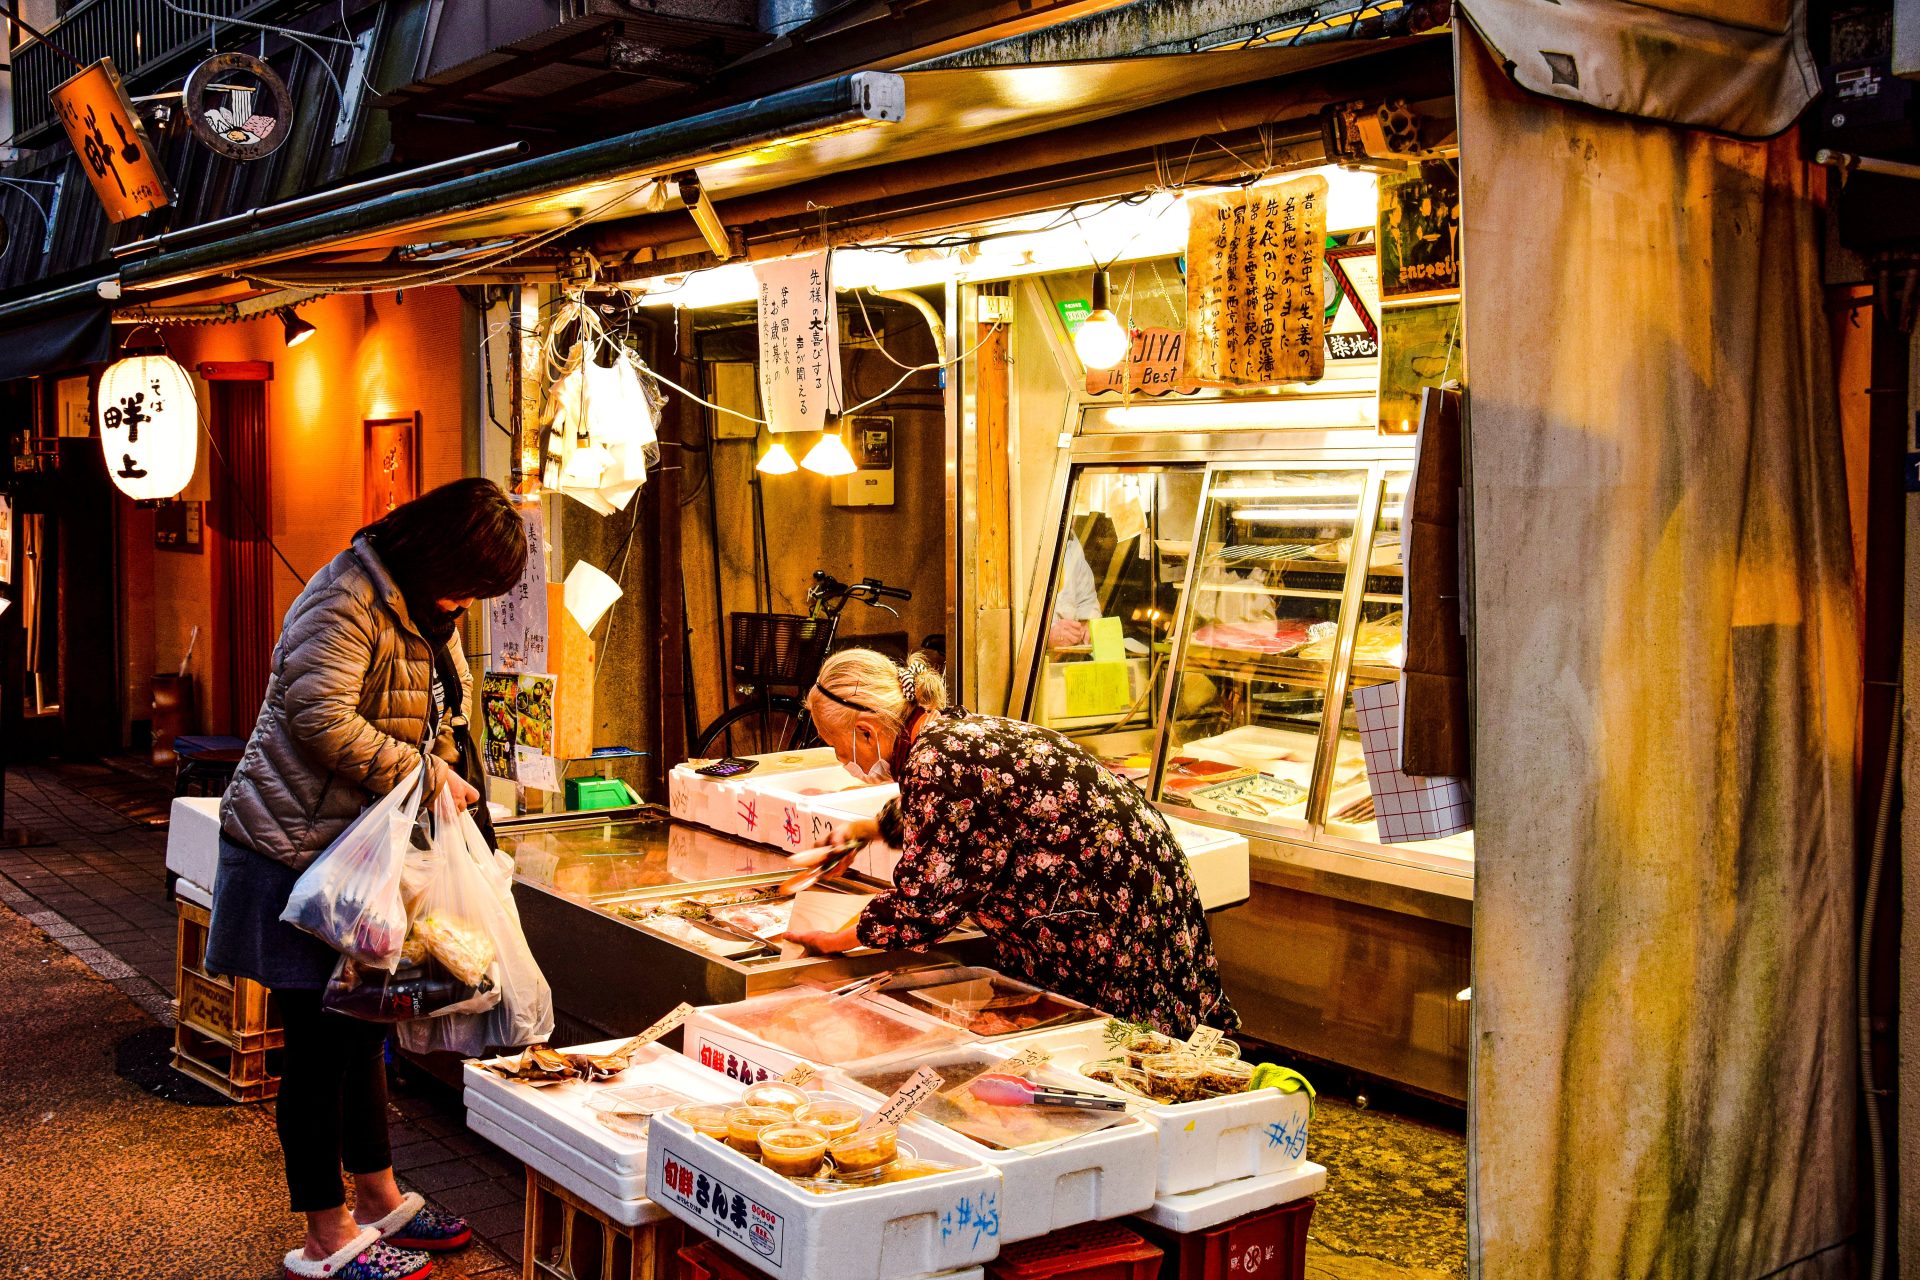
[165,796,223,890]
[648,1111,1004,1280]
[1136,1161,1327,1233]
[669,748,841,830]
[799,787,900,881]
[738,767,889,852]
[828,1047,1158,1243]
[174,877,212,909]
[467,1090,648,1200]
[1164,816,1251,911]
[467,1109,667,1228]
[463,1041,736,1177]
[1017,1032,1314,1196]
[684,990,965,1085]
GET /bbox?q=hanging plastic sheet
[1458,24,1856,1278]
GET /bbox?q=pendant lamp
[1073,269,1128,371]
[756,438,798,475]
[97,349,199,500]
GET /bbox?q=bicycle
[691,569,913,759]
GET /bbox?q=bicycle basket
[729,613,832,687]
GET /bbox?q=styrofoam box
[994,1024,1313,1197]
[467,1090,651,1202]
[825,1047,1158,1243]
[467,1108,667,1228]
[165,796,223,891]
[684,992,966,1086]
[175,877,212,909]
[668,748,841,830]
[648,1111,1004,1280]
[1136,1161,1327,1233]
[798,787,900,881]
[464,1042,736,1177]
[1163,817,1251,911]
[748,771,898,852]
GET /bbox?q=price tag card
[1004,1047,1051,1077]
[869,1065,944,1129]
[632,1002,695,1049]
[779,1062,820,1088]
[1187,1025,1224,1055]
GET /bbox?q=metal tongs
[777,838,865,896]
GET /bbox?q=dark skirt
[204,835,341,991]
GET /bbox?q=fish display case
[500,807,983,1045]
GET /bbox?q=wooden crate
[172,899,283,1101]
[524,1168,684,1280]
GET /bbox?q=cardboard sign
[755,253,840,434]
[51,59,171,223]
[1187,1026,1225,1056]
[1004,1047,1051,1077]
[778,1062,820,1088]
[868,1065,944,1130]
[634,1001,695,1048]
[1183,176,1328,386]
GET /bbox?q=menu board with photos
[1182,175,1328,387]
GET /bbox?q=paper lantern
[97,353,198,500]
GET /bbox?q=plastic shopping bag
[396,793,554,1056]
[280,760,427,970]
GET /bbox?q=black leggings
[273,988,395,1212]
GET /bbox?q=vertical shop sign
[754,253,840,434]
[1182,176,1328,386]
[0,495,14,585]
[50,60,171,223]
[488,501,548,672]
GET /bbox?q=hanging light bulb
[279,307,317,347]
[756,438,798,475]
[801,421,856,477]
[1073,269,1129,371]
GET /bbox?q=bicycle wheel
[692,696,819,759]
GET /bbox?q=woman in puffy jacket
[208,478,526,1280]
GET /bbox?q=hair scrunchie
[897,656,928,703]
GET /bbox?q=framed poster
[363,413,420,524]
[1378,302,1462,435]
[1377,161,1460,303]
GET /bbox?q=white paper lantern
[97,353,198,500]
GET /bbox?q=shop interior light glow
[1073,269,1129,371]
[756,438,798,475]
[96,349,198,501]
[1106,397,1376,430]
[801,425,856,476]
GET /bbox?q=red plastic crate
[988,1221,1164,1280]
[1131,1198,1315,1280]
[676,1241,773,1280]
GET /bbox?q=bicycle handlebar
[810,569,913,608]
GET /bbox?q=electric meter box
[831,414,895,506]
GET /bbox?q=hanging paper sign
[184,52,292,161]
[488,502,548,672]
[1182,176,1328,386]
[1084,328,1198,396]
[50,59,171,223]
[754,253,840,434]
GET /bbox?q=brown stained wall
[123,288,470,739]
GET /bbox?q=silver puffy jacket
[220,535,467,870]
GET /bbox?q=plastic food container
[1199,1058,1255,1097]
[794,1099,864,1140]
[1142,1053,1208,1105]
[743,1081,811,1114]
[674,1102,734,1142]
[725,1105,790,1153]
[827,1124,900,1176]
[1120,1030,1178,1067]
[585,1083,698,1139]
[758,1123,831,1177]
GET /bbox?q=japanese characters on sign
[50,59,171,223]
[754,253,840,434]
[487,502,548,673]
[658,1145,786,1263]
[1182,176,1329,387]
[1377,161,1461,302]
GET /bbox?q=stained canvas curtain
[1458,26,1858,1280]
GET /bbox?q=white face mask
[848,729,892,784]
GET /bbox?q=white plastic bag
[280,760,427,971]
[396,792,554,1056]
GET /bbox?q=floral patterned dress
[858,709,1238,1037]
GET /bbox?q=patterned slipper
[284,1227,432,1280]
[360,1193,473,1253]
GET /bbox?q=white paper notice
[755,253,840,434]
[488,501,548,672]
[515,748,560,793]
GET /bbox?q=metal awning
[0,25,1441,338]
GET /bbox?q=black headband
[811,683,880,715]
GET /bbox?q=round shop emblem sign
[184,52,292,161]
[748,1222,776,1256]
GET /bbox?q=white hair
[808,648,948,738]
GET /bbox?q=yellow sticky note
[1090,616,1124,664]
[1063,661,1131,717]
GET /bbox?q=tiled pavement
[0,763,531,1270]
